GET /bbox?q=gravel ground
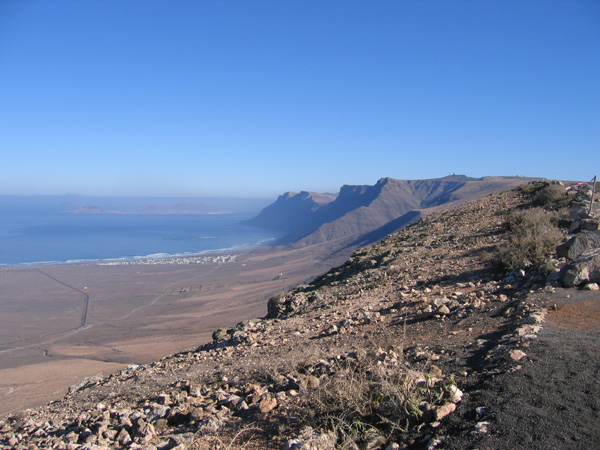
[442,289,600,450]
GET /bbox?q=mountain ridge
[244,175,535,248]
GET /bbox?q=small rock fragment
[508,349,527,361]
[447,385,463,403]
[324,324,338,336]
[116,428,132,446]
[471,421,490,435]
[434,402,456,421]
[258,396,278,413]
[438,305,451,315]
[429,365,443,377]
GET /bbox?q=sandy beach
[0,242,350,416]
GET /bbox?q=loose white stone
[471,421,490,435]
[447,385,463,403]
[508,349,527,361]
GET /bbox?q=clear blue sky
[1,0,599,198]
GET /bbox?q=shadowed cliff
[244,175,533,247]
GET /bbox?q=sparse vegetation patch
[533,183,569,209]
[287,349,461,449]
[496,208,564,270]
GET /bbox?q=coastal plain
[0,243,349,416]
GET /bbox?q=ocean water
[0,211,280,266]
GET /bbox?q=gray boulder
[556,231,600,260]
[580,219,600,231]
[560,249,600,287]
[212,328,231,342]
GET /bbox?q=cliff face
[245,175,532,247]
[241,191,336,235]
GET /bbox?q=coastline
[97,253,238,266]
[0,241,352,417]
[0,209,283,268]
[0,238,276,268]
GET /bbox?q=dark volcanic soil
[442,288,600,450]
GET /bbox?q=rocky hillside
[244,176,535,247]
[1,181,599,450]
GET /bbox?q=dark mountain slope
[241,191,336,235]
[246,175,533,247]
[292,177,424,246]
[347,209,424,248]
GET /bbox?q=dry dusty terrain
[0,243,350,416]
[1,182,598,450]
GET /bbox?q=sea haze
[0,196,279,265]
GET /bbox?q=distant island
[69,204,234,215]
[0,195,273,216]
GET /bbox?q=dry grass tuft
[533,184,570,209]
[496,207,563,269]
[287,346,455,448]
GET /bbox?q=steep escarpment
[242,191,337,236]
[2,181,599,450]
[245,175,534,247]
